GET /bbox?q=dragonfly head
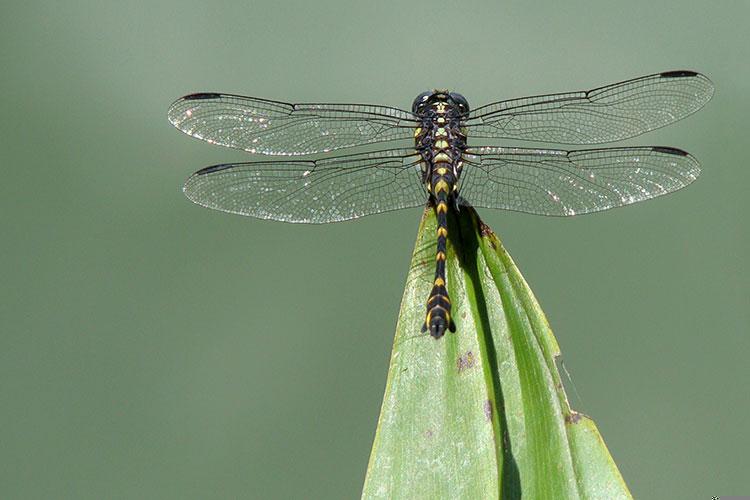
[411,90,470,116]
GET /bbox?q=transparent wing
[183,149,427,223]
[465,71,714,144]
[458,146,700,216]
[168,93,417,156]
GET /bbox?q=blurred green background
[1,0,747,498]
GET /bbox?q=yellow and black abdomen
[422,151,457,337]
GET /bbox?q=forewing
[465,71,713,144]
[183,149,427,223]
[458,146,700,216]
[168,93,417,155]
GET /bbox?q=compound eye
[449,92,470,114]
[411,91,432,114]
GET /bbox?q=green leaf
[362,206,631,499]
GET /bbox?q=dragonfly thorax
[412,91,468,195]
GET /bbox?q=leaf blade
[362,206,631,500]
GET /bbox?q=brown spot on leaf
[565,412,582,424]
[456,351,476,372]
[424,429,434,439]
[479,220,495,238]
[484,400,493,421]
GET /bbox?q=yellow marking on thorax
[413,127,422,138]
[435,180,449,194]
[435,139,449,149]
[435,127,447,137]
[437,117,446,124]
[434,152,451,163]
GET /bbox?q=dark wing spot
[659,70,698,78]
[183,92,223,100]
[196,164,235,175]
[651,146,689,156]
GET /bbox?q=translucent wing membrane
[168,94,417,156]
[173,71,709,222]
[459,146,700,216]
[183,149,427,223]
[465,71,714,144]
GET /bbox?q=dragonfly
[169,70,713,339]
